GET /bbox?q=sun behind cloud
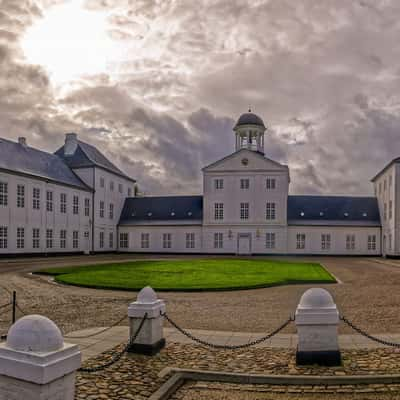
[21,0,121,85]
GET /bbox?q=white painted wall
[0,171,91,254]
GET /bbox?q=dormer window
[363,212,368,217]
[300,212,305,217]
[319,212,324,216]
[344,212,349,217]
[171,212,175,216]
[188,212,192,216]
[147,212,152,217]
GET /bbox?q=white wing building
[0,111,397,256]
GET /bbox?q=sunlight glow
[21,0,121,85]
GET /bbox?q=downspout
[91,168,95,253]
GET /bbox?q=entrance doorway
[237,233,251,255]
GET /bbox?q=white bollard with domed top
[295,288,341,366]
[127,286,166,355]
[0,315,81,400]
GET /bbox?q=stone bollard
[0,315,81,400]
[127,286,166,355]
[295,288,341,366]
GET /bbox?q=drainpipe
[91,168,95,254]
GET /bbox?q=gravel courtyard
[0,255,400,336]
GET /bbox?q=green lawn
[37,259,336,292]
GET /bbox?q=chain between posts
[161,311,294,350]
[340,315,400,348]
[78,312,148,373]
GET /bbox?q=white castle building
[0,112,397,256]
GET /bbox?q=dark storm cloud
[1,0,400,195]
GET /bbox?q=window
[214,203,224,220]
[100,177,105,188]
[100,201,104,218]
[384,179,387,191]
[99,231,104,249]
[389,234,392,250]
[266,202,276,220]
[118,183,123,193]
[163,233,172,249]
[60,193,66,213]
[368,235,376,251]
[128,187,132,197]
[0,182,8,206]
[266,178,276,190]
[109,203,114,219]
[346,234,355,250]
[46,191,53,212]
[32,188,40,210]
[321,234,331,250]
[120,233,129,248]
[186,233,195,249]
[73,195,79,215]
[73,231,79,249]
[141,233,150,249]
[17,185,25,208]
[0,226,7,248]
[265,232,275,249]
[32,228,40,249]
[84,198,90,216]
[214,232,223,249]
[214,179,224,190]
[384,203,387,220]
[389,175,393,187]
[296,233,305,250]
[46,229,53,249]
[60,230,66,249]
[17,227,24,248]
[109,232,114,248]
[389,200,393,219]
[240,178,249,189]
[109,181,114,191]
[379,182,382,194]
[240,202,249,219]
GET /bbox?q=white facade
[1,111,397,257]
[0,134,135,255]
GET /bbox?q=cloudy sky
[1,0,400,195]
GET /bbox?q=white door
[237,234,251,255]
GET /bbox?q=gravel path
[1,255,400,335]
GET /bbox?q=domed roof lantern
[234,109,266,129]
[233,109,266,153]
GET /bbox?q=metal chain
[78,313,148,373]
[64,314,127,339]
[340,315,400,348]
[161,311,294,350]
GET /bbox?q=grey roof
[287,195,381,226]
[119,194,381,227]
[55,140,136,182]
[0,138,91,191]
[119,196,203,225]
[234,112,265,129]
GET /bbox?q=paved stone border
[150,368,400,400]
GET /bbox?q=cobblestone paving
[1,256,400,336]
[172,382,400,399]
[75,343,400,399]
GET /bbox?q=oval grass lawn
[37,259,336,291]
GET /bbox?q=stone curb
[150,368,400,400]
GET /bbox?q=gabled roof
[119,196,203,225]
[287,195,380,226]
[55,140,136,183]
[202,148,289,171]
[0,138,91,191]
[371,157,400,182]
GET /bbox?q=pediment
[203,149,288,172]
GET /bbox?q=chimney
[18,137,27,147]
[64,133,78,156]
